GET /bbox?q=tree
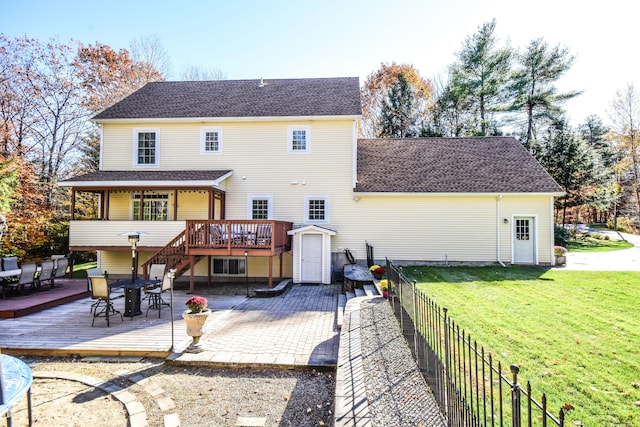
[508,38,581,146]
[608,83,640,222]
[74,42,164,114]
[378,74,421,137]
[129,35,172,80]
[449,19,512,135]
[180,65,226,81]
[539,118,600,225]
[360,62,433,138]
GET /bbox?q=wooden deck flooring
[0,288,247,358]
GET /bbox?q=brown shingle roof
[356,137,563,194]
[93,77,362,120]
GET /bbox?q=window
[213,258,246,275]
[247,195,272,220]
[288,126,310,153]
[132,193,169,221]
[305,196,329,223]
[200,127,223,154]
[516,219,530,241]
[133,129,159,166]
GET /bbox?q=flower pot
[182,309,211,352]
[382,290,389,299]
[555,255,566,266]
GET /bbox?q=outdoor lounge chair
[145,272,171,318]
[89,275,123,327]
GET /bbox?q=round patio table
[0,354,33,426]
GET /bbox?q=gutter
[497,194,506,267]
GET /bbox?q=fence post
[412,280,420,367]
[511,364,521,427]
[398,266,404,333]
[443,306,450,423]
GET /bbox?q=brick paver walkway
[170,284,340,368]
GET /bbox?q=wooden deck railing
[185,220,293,254]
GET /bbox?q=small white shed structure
[288,225,336,284]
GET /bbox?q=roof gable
[356,137,563,194]
[94,77,362,120]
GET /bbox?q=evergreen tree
[449,19,512,135]
[378,74,420,138]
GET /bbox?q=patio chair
[145,272,171,318]
[90,275,123,327]
[2,262,37,297]
[52,257,69,285]
[2,256,19,271]
[37,259,55,289]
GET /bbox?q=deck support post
[268,256,273,288]
[189,255,196,293]
[279,253,283,281]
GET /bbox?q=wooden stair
[336,283,382,329]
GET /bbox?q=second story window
[305,196,329,224]
[248,195,272,219]
[288,126,311,153]
[200,127,223,154]
[134,129,159,166]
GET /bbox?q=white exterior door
[301,234,323,283]
[513,217,535,264]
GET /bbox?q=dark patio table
[109,279,148,319]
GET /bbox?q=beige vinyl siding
[328,194,554,265]
[176,191,209,220]
[109,192,131,220]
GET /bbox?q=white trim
[200,126,223,154]
[353,191,565,197]
[59,171,234,188]
[247,195,273,219]
[132,128,160,168]
[287,125,311,154]
[304,195,330,224]
[352,119,358,189]
[98,124,104,170]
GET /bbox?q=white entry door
[301,234,323,283]
[513,217,535,264]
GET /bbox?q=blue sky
[4,0,638,126]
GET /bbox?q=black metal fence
[385,258,567,426]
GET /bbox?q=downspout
[497,194,506,267]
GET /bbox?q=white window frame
[200,127,223,154]
[212,258,247,276]
[247,195,273,220]
[287,125,311,153]
[133,128,160,167]
[304,195,329,224]
[131,191,171,221]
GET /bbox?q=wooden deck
[0,286,247,358]
[0,279,89,318]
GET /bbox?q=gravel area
[10,357,335,426]
[359,298,445,427]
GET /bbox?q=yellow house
[59,78,563,290]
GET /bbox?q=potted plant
[378,279,389,299]
[554,246,568,266]
[182,296,211,352]
[369,264,386,280]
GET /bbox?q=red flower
[186,296,209,313]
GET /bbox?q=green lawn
[403,266,640,426]
[566,237,634,252]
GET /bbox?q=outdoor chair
[145,272,171,318]
[255,224,272,246]
[52,257,69,285]
[89,275,123,327]
[2,256,19,271]
[2,262,37,297]
[37,259,55,288]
